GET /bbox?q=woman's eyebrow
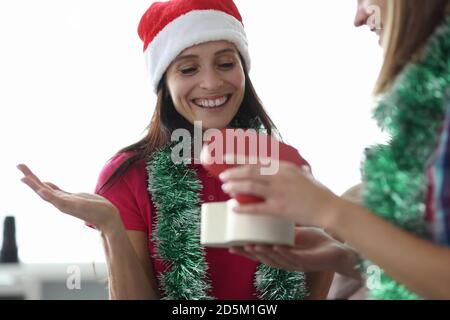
[215,48,237,56]
[173,54,198,63]
[174,48,237,63]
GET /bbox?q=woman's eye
[219,62,234,69]
[180,67,197,75]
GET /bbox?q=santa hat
[138,0,250,93]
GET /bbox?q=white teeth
[194,96,228,108]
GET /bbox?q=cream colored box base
[201,200,295,247]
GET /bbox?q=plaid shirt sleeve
[426,100,450,246]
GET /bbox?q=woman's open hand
[17,164,120,232]
[230,227,360,278]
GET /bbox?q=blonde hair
[374,0,450,95]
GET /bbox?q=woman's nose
[354,3,369,27]
[199,69,224,90]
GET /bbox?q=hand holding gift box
[200,128,309,247]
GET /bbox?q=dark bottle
[0,216,19,263]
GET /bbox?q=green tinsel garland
[147,144,307,300]
[361,16,450,300]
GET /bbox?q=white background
[0,0,385,263]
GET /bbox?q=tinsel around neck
[362,16,450,300]
[147,142,307,300]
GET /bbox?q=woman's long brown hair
[375,0,450,94]
[98,60,278,194]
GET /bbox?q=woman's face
[165,40,245,130]
[354,0,387,45]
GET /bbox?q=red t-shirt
[95,152,259,300]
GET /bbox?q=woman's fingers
[20,175,48,198]
[17,165,69,194]
[234,244,337,273]
[273,246,313,267]
[17,164,44,186]
[23,178,73,213]
[221,180,270,199]
[43,182,67,193]
[230,228,346,273]
[219,164,270,183]
[16,164,35,177]
[243,245,278,267]
[231,202,277,216]
[17,164,118,230]
[293,227,331,249]
[19,165,82,215]
[18,170,64,205]
[17,164,53,196]
[244,245,296,271]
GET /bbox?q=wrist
[315,193,346,233]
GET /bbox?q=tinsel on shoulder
[361,16,450,300]
[147,118,307,300]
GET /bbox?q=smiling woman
[0,0,384,267]
[15,0,334,300]
[166,42,245,130]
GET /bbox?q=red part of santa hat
[138,0,250,93]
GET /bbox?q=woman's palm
[17,164,118,230]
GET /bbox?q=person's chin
[202,120,230,130]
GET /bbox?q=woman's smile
[192,94,232,110]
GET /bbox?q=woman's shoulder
[96,151,146,192]
[95,152,151,232]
